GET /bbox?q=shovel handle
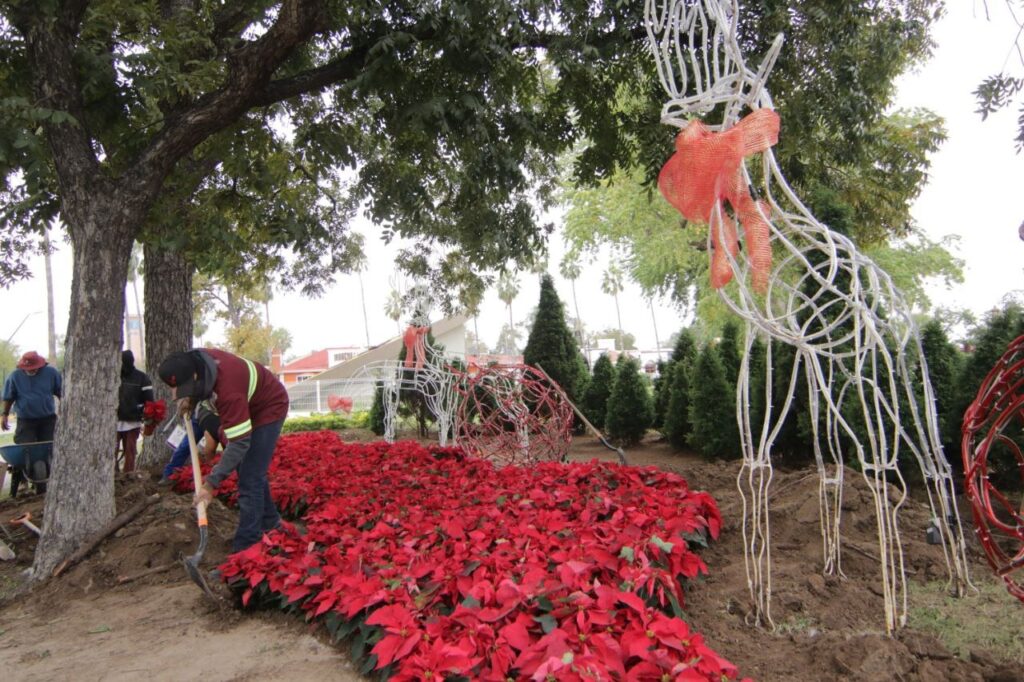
[183,416,208,527]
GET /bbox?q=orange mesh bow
[403,325,429,369]
[657,109,780,291]
[327,395,353,414]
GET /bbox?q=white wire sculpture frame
[341,286,461,446]
[339,286,570,463]
[644,0,971,633]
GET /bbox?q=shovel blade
[182,554,217,600]
[182,525,216,600]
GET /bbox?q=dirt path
[1,582,360,682]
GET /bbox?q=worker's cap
[17,351,46,371]
[157,351,200,397]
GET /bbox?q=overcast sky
[3,2,1022,364]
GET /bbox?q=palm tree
[496,270,521,352]
[125,242,145,361]
[647,296,662,358]
[601,264,625,350]
[385,286,403,336]
[350,234,371,347]
[461,283,485,357]
[559,256,584,346]
[43,223,58,360]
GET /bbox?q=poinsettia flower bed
[173,432,746,681]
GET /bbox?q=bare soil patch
[0,432,1020,681]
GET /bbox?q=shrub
[282,412,367,434]
[524,274,587,402]
[605,356,653,447]
[688,344,740,458]
[368,382,387,436]
[581,354,616,430]
[663,359,694,450]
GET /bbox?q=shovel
[182,416,216,600]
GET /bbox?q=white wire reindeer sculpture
[341,286,461,445]
[644,0,971,632]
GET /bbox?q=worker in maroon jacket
[157,348,289,553]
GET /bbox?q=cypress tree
[718,319,742,389]
[605,356,654,446]
[918,319,962,460]
[524,274,585,402]
[652,360,669,429]
[368,382,387,436]
[582,354,616,430]
[663,359,693,450]
[661,329,698,447]
[688,344,741,459]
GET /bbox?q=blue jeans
[163,419,199,480]
[233,419,283,552]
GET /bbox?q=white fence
[286,378,378,416]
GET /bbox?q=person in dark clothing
[158,348,289,552]
[2,351,62,497]
[116,350,154,473]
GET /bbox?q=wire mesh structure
[337,287,573,463]
[455,364,574,466]
[334,286,459,445]
[644,0,971,632]
[962,334,1024,604]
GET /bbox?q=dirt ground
[1,430,1022,681]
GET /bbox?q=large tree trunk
[32,207,135,578]
[138,244,193,467]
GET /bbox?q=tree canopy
[0,0,678,576]
[562,0,955,323]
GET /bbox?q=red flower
[365,604,423,668]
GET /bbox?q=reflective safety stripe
[224,419,252,440]
[243,358,258,400]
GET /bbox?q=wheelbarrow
[0,441,52,497]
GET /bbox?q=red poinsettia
[203,432,747,681]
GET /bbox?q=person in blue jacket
[2,351,62,497]
[159,400,223,485]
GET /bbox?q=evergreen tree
[718,320,742,389]
[663,359,694,450]
[651,360,669,429]
[582,354,616,430]
[746,336,768,450]
[953,303,1024,483]
[369,382,387,436]
[688,344,741,459]
[605,356,654,447]
[918,319,962,461]
[661,330,698,445]
[524,274,586,401]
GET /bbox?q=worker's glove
[193,482,214,508]
[176,397,193,418]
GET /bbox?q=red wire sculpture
[455,364,574,466]
[962,334,1024,604]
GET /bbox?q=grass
[0,432,11,445]
[908,578,1024,663]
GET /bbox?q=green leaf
[618,545,635,563]
[533,613,557,634]
[649,535,674,554]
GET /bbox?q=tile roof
[280,349,329,373]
